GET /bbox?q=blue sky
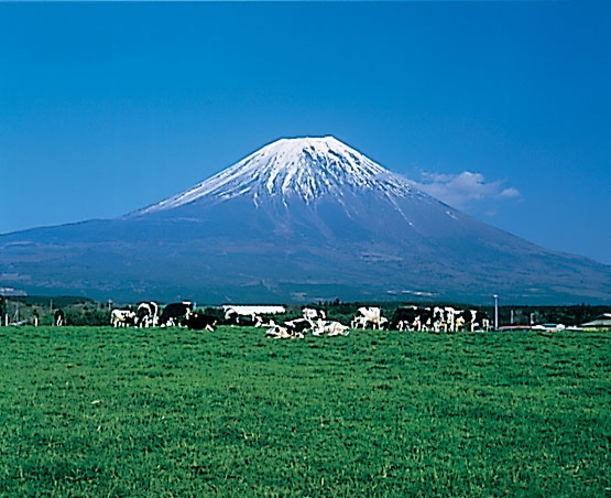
[1,1,610,265]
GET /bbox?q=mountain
[1,136,610,304]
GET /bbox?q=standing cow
[389,306,421,331]
[351,307,387,330]
[135,301,159,328]
[111,309,136,327]
[54,309,65,327]
[159,301,194,327]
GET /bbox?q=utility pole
[493,294,499,330]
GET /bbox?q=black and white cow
[135,301,159,328]
[265,324,304,339]
[53,310,66,327]
[111,309,136,327]
[350,307,388,330]
[453,309,471,332]
[223,309,257,327]
[183,312,217,331]
[471,310,491,331]
[389,306,421,331]
[312,320,350,337]
[283,317,313,336]
[159,301,194,327]
[302,307,326,322]
[416,307,440,332]
[54,309,65,327]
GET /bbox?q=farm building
[222,305,286,316]
[581,313,611,329]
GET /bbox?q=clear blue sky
[1,1,610,264]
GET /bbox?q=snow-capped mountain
[136,136,418,214]
[1,136,610,304]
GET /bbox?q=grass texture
[0,326,609,497]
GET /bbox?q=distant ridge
[0,136,610,304]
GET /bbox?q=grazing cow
[183,312,217,331]
[471,310,491,331]
[441,307,460,333]
[419,306,436,333]
[111,309,136,327]
[54,309,65,327]
[429,306,448,333]
[312,320,350,337]
[389,306,421,331]
[454,309,471,332]
[351,307,387,330]
[135,301,159,328]
[159,301,194,327]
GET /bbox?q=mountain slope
[1,136,610,304]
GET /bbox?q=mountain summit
[1,136,610,303]
[136,136,417,215]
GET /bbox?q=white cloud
[410,171,521,211]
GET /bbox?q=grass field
[0,325,609,497]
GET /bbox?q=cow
[223,308,258,326]
[389,306,421,331]
[351,307,387,330]
[429,306,447,333]
[441,306,460,333]
[265,324,304,339]
[448,309,490,332]
[183,312,217,331]
[135,301,159,328]
[253,315,276,328]
[283,317,313,336]
[416,306,441,332]
[312,320,350,337]
[159,301,194,327]
[471,310,491,331]
[111,309,136,327]
[453,309,471,332]
[54,309,65,327]
[302,307,326,322]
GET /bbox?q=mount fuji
[1,136,610,304]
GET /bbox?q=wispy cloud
[410,171,521,211]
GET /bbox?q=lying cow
[265,324,304,339]
[183,312,217,331]
[283,317,313,336]
[312,320,350,337]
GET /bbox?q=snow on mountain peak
[138,136,417,214]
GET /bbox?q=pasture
[0,326,609,497]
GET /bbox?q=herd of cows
[63,301,492,339]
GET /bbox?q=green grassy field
[0,326,609,497]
